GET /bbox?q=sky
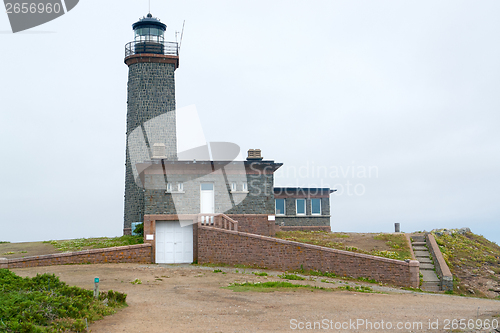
[0,0,499,244]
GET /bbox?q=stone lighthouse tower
[123,13,179,234]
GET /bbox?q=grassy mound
[275,231,412,261]
[433,230,500,298]
[0,269,127,332]
[44,235,143,253]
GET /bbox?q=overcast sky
[1,0,499,244]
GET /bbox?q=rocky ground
[11,263,500,333]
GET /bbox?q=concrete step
[421,282,441,292]
[421,269,440,282]
[412,241,426,246]
[414,250,430,257]
[411,235,426,242]
[417,257,432,264]
[419,263,435,270]
[413,246,428,251]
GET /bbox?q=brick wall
[226,214,277,236]
[0,244,152,269]
[197,226,419,288]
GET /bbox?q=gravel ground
[11,263,500,333]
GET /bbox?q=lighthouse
[123,13,179,235]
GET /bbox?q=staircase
[411,234,440,292]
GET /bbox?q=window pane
[275,199,285,215]
[296,199,305,214]
[311,199,321,215]
[201,183,213,191]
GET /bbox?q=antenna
[148,0,150,13]
[178,20,185,53]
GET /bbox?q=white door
[200,183,214,213]
[156,221,193,264]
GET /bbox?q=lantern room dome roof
[132,13,167,31]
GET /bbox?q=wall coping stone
[426,233,453,291]
[199,226,410,266]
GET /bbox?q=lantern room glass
[134,27,165,43]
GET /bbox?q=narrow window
[231,182,237,192]
[166,183,172,192]
[311,198,321,215]
[178,182,184,192]
[242,182,248,191]
[275,199,285,215]
[296,199,306,215]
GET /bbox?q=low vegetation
[275,231,412,261]
[337,285,374,293]
[45,236,143,252]
[0,269,126,332]
[433,230,500,298]
[278,273,306,281]
[0,241,10,244]
[224,281,330,292]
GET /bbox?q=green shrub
[0,269,126,332]
[133,223,144,237]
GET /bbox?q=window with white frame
[166,183,172,192]
[242,182,248,192]
[296,199,306,215]
[275,199,285,215]
[311,198,321,215]
[178,182,184,192]
[231,182,237,192]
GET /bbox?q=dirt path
[12,264,500,333]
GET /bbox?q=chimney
[247,149,263,160]
[152,143,167,159]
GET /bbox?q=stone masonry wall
[0,244,152,269]
[124,61,177,231]
[275,216,331,227]
[144,171,275,216]
[197,226,420,288]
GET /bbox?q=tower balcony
[124,40,180,68]
[125,40,179,57]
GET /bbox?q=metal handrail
[125,40,179,57]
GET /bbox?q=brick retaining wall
[198,226,419,288]
[227,214,277,236]
[0,244,152,269]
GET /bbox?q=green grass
[278,273,306,281]
[2,252,15,255]
[337,285,374,293]
[223,281,330,292]
[0,269,126,332]
[275,231,412,261]
[433,230,500,296]
[45,235,143,252]
[130,279,142,285]
[0,241,10,244]
[253,272,268,276]
[213,269,223,273]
